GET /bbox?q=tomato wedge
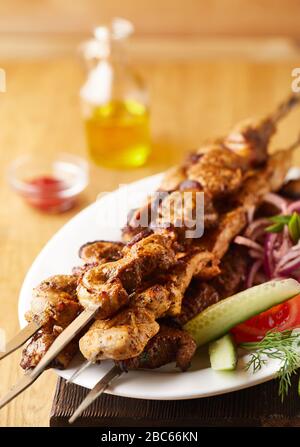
[230,293,300,344]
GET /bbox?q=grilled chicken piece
[77,233,176,318]
[177,246,248,325]
[225,94,300,165]
[21,275,82,371]
[124,180,218,243]
[79,240,124,264]
[72,262,98,278]
[25,275,81,327]
[118,324,197,371]
[79,283,171,361]
[166,250,215,316]
[80,307,160,361]
[79,249,210,362]
[20,324,79,370]
[185,144,245,198]
[130,284,172,318]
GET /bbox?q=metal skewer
[0,308,96,410]
[0,321,41,361]
[69,365,123,424]
[67,360,93,384]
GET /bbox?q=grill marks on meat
[118,325,197,372]
[77,234,176,318]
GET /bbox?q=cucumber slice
[184,278,300,347]
[209,334,237,371]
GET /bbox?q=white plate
[18,173,281,400]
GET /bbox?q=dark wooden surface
[50,376,300,427]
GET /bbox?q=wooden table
[1,52,300,427]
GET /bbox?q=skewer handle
[0,309,96,411]
[0,321,41,361]
[0,374,37,409]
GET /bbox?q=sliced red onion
[237,195,300,284]
[287,200,300,214]
[269,228,291,265]
[234,236,264,253]
[244,218,269,240]
[249,249,264,259]
[246,259,263,288]
[263,232,276,278]
[264,193,288,213]
[275,247,300,271]
[278,257,300,276]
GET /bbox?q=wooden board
[50,377,300,427]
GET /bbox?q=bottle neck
[107,38,128,66]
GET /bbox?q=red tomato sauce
[23,176,75,213]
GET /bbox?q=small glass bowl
[8,153,89,213]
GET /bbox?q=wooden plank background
[1,0,300,38]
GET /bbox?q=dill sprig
[241,330,300,401]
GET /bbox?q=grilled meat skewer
[77,233,176,318]
[77,137,300,364]
[117,247,247,372]
[25,275,81,327]
[79,247,210,362]
[20,234,176,369]
[68,245,249,423]
[123,94,299,243]
[118,325,197,372]
[21,275,82,370]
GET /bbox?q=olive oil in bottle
[81,19,151,169]
[85,99,150,169]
